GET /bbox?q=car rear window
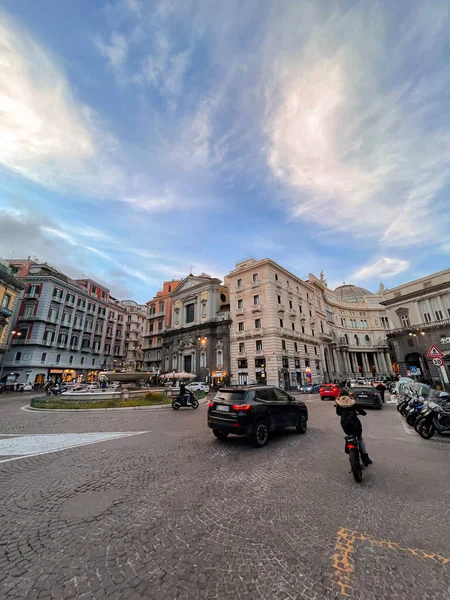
[321,384,336,388]
[353,387,375,393]
[214,390,247,403]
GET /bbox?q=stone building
[143,280,182,373]
[381,267,450,384]
[161,274,231,385]
[2,259,127,384]
[225,259,327,389]
[308,275,392,380]
[120,300,146,369]
[0,260,25,378]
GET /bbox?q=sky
[1,0,450,303]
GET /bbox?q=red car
[319,383,341,400]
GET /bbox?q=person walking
[375,381,385,403]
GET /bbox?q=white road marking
[0,431,149,463]
[401,420,416,435]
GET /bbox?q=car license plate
[359,394,368,398]
[216,405,230,412]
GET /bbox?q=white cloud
[263,1,450,247]
[352,257,409,281]
[94,31,128,70]
[125,0,142,17]
[0,10,124,196]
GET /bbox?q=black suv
[207,385,308,447]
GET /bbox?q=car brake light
[232,404,251,411]
[208,402,214,407]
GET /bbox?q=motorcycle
[405,395,427,427]
[46,384,67,396]
[416,396,450,439]
[397,391,414,415]
[172,391,199,410]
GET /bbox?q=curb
[23,397,209,413]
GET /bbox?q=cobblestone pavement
[0,395,449,599]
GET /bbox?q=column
[378,352,387,374]
[343,352,350,375]
[348,352,354,375]
[372,353,380,375]
[332,348,338,374]
[362,353,370,375]
[385,352,392,373]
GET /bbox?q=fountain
[59,370,165,403]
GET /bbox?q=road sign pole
[440,365,449,385]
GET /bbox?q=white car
[19,383,33,392]
[186,382,210,393]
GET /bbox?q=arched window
[217,350,223,368]
[200,352,206,368]
[364,334,370,345]
[354,335,359,346]
[344,334,349,345]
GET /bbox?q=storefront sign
[49,369,63,374]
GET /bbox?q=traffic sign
[427,344,444,358]
[432,357,444,367]
[409,366,420,375]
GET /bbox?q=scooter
[405,395,428,427]
[416,393,450,439]
[172,391,199,410]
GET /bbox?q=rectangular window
[56,354,61,364]
[237,278,242,288]
[311,330,315,337]
[237,299,243,309]
[239,342,245,353]
[295,358,300,368]
[341,317,346,326]
[19,327,29,340]
[15,352,21,361]
[302,326,305,333]
[69,355,73,364]
[275,273,278,281]
[252,273,258,282]
[304,344,308,354]
[238,322,244,332]
[314,347,318,355]
[291,323,295,331]
[254,319,261,329]
[282,340,286,351]
[149,323,154,333]
[282,357,289,368]
[381,316,389,329]
[400,315,410,328]
[435,310,444,321]
[185,303,195,323]
[294,342,298,352]
[24,304,34,317]
[305,358,310,368]
[91,285,97,294]
[92,358,96,366]
[289,300,293,309]
[158,321,163,331]
[299,305,302,313]
[279,319,284,328]
[256,340,263,352]
[81,357,85,365]
[41,352,47,363]
[2,293,11,309]
[277,295,281,304]
[253,295,260,305]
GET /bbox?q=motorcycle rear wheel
[172,401,181,410]
[349,450,363,483]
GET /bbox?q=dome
[334,284,373,303]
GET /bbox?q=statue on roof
[319,271,327,286]
[377,282,386,294]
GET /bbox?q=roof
[334,284,373,303]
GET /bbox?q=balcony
[65,298,75,307]
[289,310,296,319]
[69,345,78,351]
[81,346,91,353]
[72,322,83,330]
[252,304,262,314]
[236,308,245,317]
[57,342,67,348]
[87,307,96,315]
[52,295,64,303]
[47,315,59,324]
[255,349,264,356]
[251,328,264,337]
[275,281,282,291]
[235,285,244,294]
[277,305,286,314]
[251,280,260,288]
[236,331,245,339]
[0,306,13,318]
[238,351,246,357]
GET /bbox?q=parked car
[19,382,33,392]
[299,383,320,394]
[352,386,382,409]
[186,382,210,393]
[319,383,341,400]
[207,385,308,448]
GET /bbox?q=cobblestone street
[1,395,449,600]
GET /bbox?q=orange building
[143,280,182,372]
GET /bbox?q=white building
[225,258,326,389]
[121,300,146,369]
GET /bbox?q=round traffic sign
[432,357,444,367]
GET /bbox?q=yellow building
[0,260,24,362]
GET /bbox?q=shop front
[211,370,228,386]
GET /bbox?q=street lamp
[0,330,22,385]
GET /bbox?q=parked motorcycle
[405,394,428,427]
[172,391,199,410]
[416,393,450,439]
[46,384,67,396]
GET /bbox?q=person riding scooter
[335,389,373,466]
[179,383,193,406]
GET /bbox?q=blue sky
[1,0,450,302]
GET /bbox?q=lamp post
[198,336,208,382]
[0,329,22,385]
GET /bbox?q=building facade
[2,259,126,384]
[308,276,392,380]
[143,280,182,373]
[225,259,326,389]
[381,268,450,384]
[0,260,25,374]
[120,300,146,369]
[161,274,231,385]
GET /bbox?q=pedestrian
[375,382,385,403]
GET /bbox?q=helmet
[439,391,449,398]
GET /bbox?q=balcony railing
[0,306,13,318]
[252,304,263,313]
[251,280,260,288]
[24,291,39,299]
[387,318,450,336]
